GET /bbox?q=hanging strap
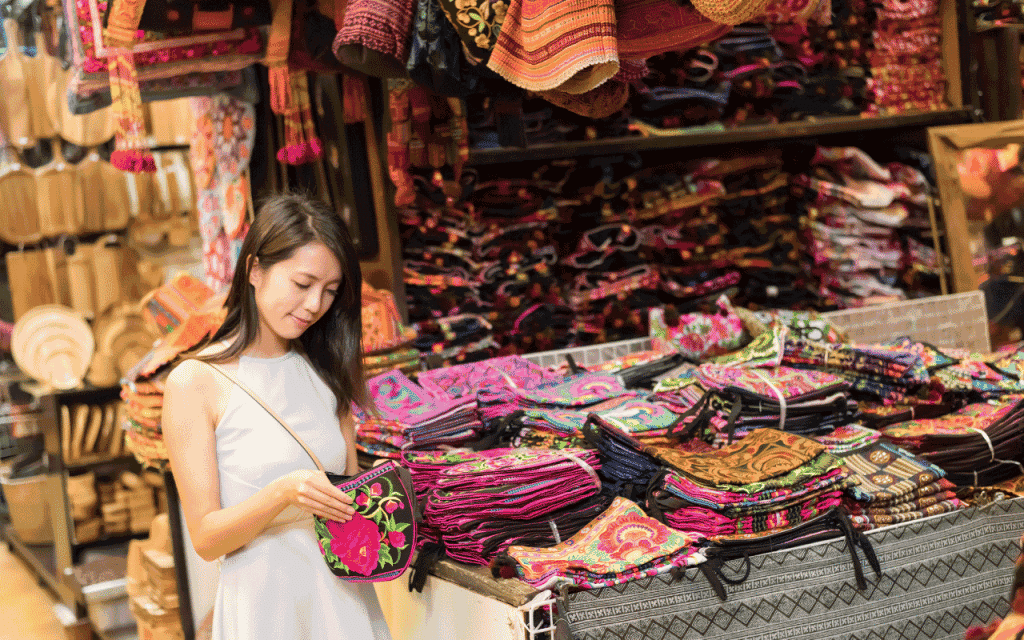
[201,361,326,472]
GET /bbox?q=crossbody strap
[201,360,326,472]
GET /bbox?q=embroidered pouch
[493,497,706,590]
[696,364,849,404]
[315,461,419,581]
[514,373,628,408]
[648,428,826,487]
[841,442,948,503]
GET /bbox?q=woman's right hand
[274,470,355,522]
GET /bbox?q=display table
[375,498,1024,640]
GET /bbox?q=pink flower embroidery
[383,500,404,514]
[327,514,381,576]
[387,531,406,548]
[356,493,370,507]
[369,483,383,497]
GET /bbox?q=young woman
[163,194,392,639]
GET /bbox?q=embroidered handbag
[204,362,419,582]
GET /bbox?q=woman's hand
[274,470,355,522]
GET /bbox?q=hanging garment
[191,95,256,288]
[332,0,416,78]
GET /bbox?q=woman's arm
[163,360,355,562]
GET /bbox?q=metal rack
[1,384,140,618]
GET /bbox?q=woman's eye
[294,281,311,290]
[326,290,338,298]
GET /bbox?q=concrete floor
[0,542,69,640]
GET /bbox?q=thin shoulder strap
[200,360,326,472]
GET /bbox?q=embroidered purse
[205,362,418,582]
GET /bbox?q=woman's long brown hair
[195,193,368,412]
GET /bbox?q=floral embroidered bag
[205,362,418,582]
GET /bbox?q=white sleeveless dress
[211,351,392,640]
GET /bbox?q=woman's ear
[248,256,262,288]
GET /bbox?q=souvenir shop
[3,0,1024,637]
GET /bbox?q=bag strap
[200,360,326,472]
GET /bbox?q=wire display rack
[514,590,559,640]
[522,337,654,369]
[821,291,990,353]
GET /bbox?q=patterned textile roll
[333,0,416,77]
[615,0,732,59]
[487,0,619,94]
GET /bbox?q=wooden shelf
[73,531,150,549]
[467,109,974,165]
[65,454,137,471]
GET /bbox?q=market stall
[5,0,1024,635]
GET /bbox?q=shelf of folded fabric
[467,108,975,165]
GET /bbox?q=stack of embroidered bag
[840,442,965,530]
[416,355,563,422]
[401,448,501,548]
[424,448,606,565]
[781,336,931,404]
[683,364,858,446]
[812,423,881,454]
[491,497,707,590]
[358,370,481,458]
[880,396,1024,486]
[646,429,854,539]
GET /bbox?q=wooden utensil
[84,405,104,456]
[71,404,90,461]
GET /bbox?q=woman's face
[249,241,343,342]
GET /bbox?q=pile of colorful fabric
[813,423,882,455]
[121,275,225,469]
[646,429,854,539]
[423,448,609,565]
[355,371,482,458]
[491,497,707,589]
[840,442,966,530]
[867,0,948,115]
[792,146,937,308]
[782,336,932,403]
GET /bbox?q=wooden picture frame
[927,119,1024,293]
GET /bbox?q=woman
[163,194,392,639]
